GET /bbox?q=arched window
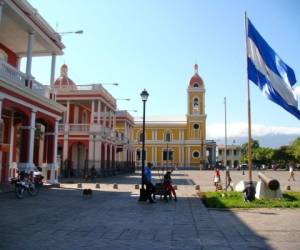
[136,149,141,161]
[136,148,146,161]
[165,132,171,142]
[193,83,199,88]
[139,132,144,142]
[193,97,199,111]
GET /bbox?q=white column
[97,101,101,124]
[104,106,107,127]
[16,56,21,70]
[109,143,113,168]
[179,146,181,167]
[63,137,68,161]
[88,135,94,163]
[50,54,56,86]
[109,111,112,128]
[0,1,4,24]
[50,119,59,183]
[66,101,70,124]
[104,142,107,174]
[90,100,95,124]
[123,146,127,162]
[187,146,190,166]
[8,113,14,168]
[154,146,157,164]
[152,146,154,163]
[0,98,3,122]
[124,122,128,138]
[113,112,116,129]
[95,137,101,170]
[53,120,59,165]
[28,110,36,167]
[26,32,35,79]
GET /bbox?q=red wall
[0,43,18,67]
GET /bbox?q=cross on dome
[194,64,199,74]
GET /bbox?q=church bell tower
[186,64,206,167]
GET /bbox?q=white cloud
[133,116,300,140]
[207,122,300,139]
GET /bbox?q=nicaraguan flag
[247,18,300,120]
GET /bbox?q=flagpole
[224,97,228,191]
[244,12,252,182]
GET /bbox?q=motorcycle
[11,169,44,199]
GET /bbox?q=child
[163,171,177,201]
[213,167,221,191]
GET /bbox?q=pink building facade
[0,0,66,184]
[53,65,135,177]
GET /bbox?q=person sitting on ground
[163,171,177,201]
[242,182,256,202]
[143,162,156,203]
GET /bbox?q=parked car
[239,164,248,170]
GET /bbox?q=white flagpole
[245,12,253,182]
[224,97,228,191]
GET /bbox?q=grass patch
[200,191,300,208]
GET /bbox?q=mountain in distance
[212,134,299,148]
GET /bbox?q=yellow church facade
[133,65,216,169]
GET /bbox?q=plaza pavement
[0,170,299,250]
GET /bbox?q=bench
[153,183,172,200]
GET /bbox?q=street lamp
[139,89,149,201]
[116,98,130,101]
[58,30,84,35]
[102,83,119,86]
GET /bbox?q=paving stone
[0,171,299,250]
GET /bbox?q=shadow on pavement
[0,185,274,250]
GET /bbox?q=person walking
[225,166,234,191]
[288,164,295,181]
[163,171,177,201]
[144,162,156,203]
[213,167,221,191]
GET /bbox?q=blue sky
[25,0,300,139]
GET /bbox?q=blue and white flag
[247,18,300,120]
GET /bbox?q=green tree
[273,146,295,168]
[241,139,260,163]
[289,137,300,162]
[253,147,274,167]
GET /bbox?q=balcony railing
[58,124,90,133]
[53,84,116,104]
[58,124,117,139]
[0,59,52,99]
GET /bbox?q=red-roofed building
[0,0,66,184]
[53,65,135,177]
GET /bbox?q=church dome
[189,64,204,88]
[53,64,76,87]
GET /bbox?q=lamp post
[58,30,84,35]
[116,98,130,101]
[102,83,119,86]
[139,89,149,201]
